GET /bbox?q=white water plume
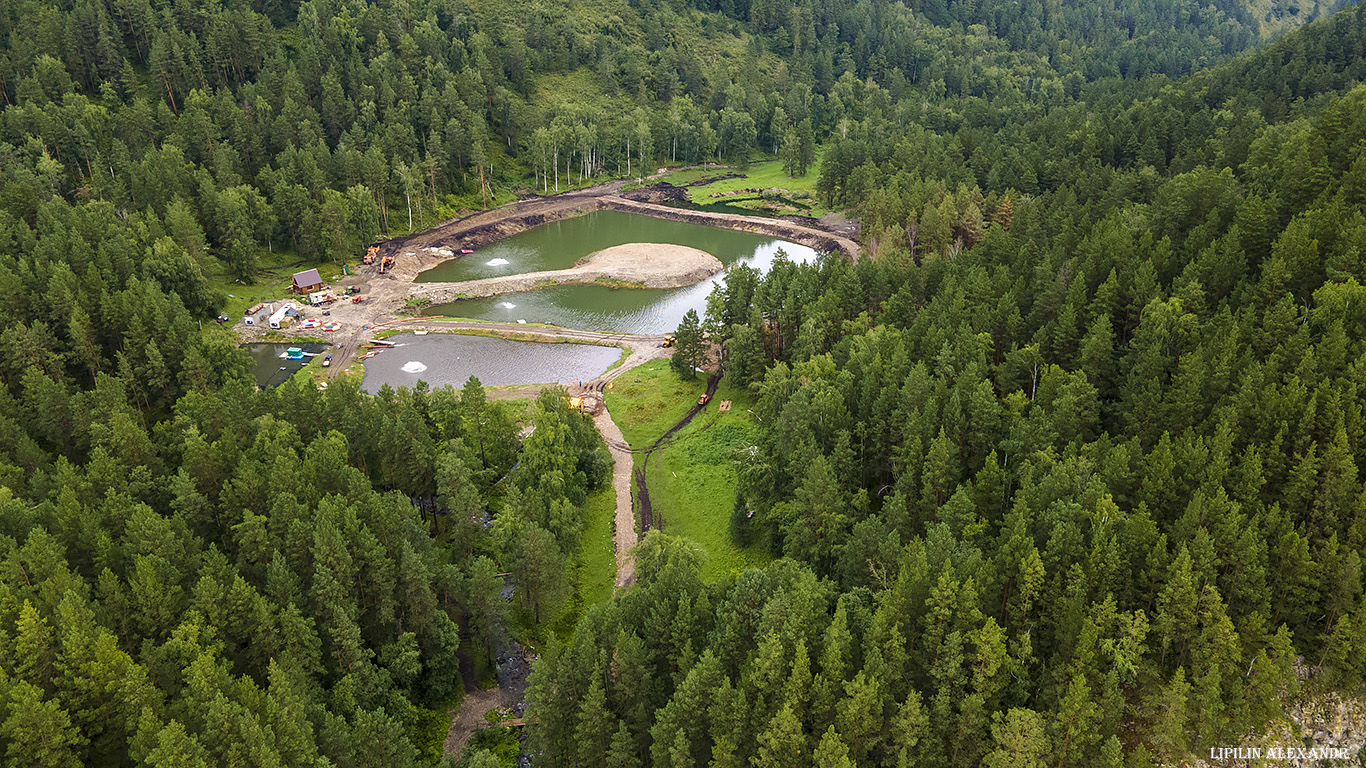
[401,361,428,373]
[486,258,510,266]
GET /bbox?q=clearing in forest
[605,360,771,581]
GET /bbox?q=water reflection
[243,343,329,388]
[427,238,816,334]
[360,333,622,393]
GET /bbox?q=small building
[269,303,298,329]
[308,291,331,306]
[292,269,323,294]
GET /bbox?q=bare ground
[442,639,533,758]
[442,683,521,758]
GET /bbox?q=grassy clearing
[606,359,771,580]
[547,482,619,642]
[205,248,359,319]
[651,152,827,216]
[409,704,457,765]
[607,359,708,447]
[576,484,618,608]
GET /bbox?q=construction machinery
[661,335,676,348]
[698,392,711,406]
[378,253,395,274]
[363,246,378,265]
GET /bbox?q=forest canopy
[0,0,1365,765]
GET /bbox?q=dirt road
[594,406,638,587]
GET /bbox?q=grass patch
[606,359,708,447]
[593,276,648,289]
[205,248,358,319]
[605,359,771,581]
[576,484,618,608]
[460,726,520,767]
[415,316,560,328]
[651,152,829,216]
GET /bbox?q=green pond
[244,343,328,388]
[417,210,817,334]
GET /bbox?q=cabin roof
[292,268,322,288]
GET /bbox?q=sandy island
[411,242,724,304]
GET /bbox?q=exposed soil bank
[412,243,723,304]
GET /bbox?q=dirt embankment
[603,197,860,259]
[412,243,723,304]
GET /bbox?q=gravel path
[595,404,638,587]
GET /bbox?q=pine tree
[813,727,855,768]
[1,681,88,768]
[606,721,640,768]
[753,705,806,768]
[672,309,706,379]
[983,708,1049,768]
[573,677,614,766]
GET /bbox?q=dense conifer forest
[1,0,1366,765]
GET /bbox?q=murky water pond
[418,211,817,333]
[244,343,329,388]
[359,333,623,393]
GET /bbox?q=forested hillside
[0,373,612,766]
[0,0,1365,765]
[524,6,1366,768]
[0,0,1342,287]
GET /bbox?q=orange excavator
[364,246,378,265]
[378,253,395,274]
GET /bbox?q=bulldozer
[363,246,378,265]
[661,335,676,348]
